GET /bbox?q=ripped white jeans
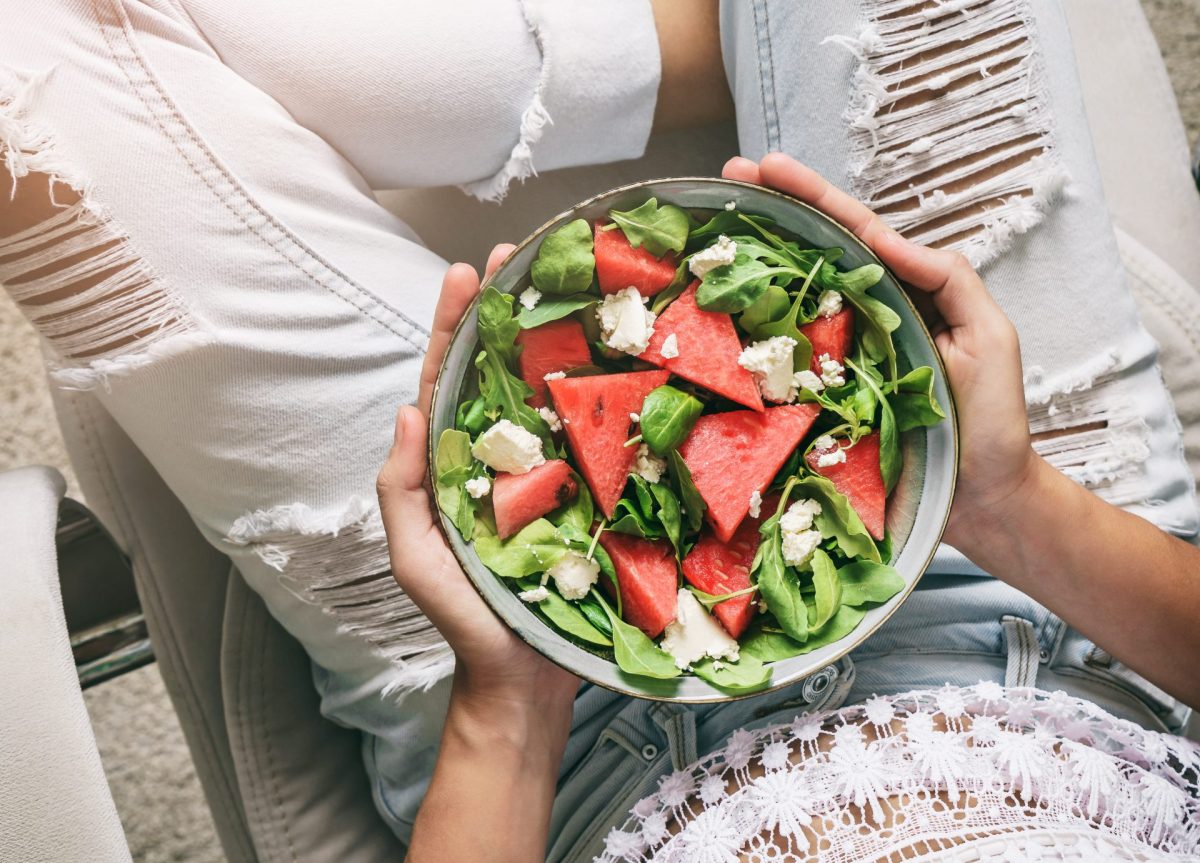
[1,0,1197,855]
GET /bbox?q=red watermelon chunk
[516,318,592,409]
[679,404,821,542]
[599,532,678,638]
[638,282,764,411]
[493,460,578,540]
[806,432,886,540]
[800,308,855,374]
[594,220,678,297]
[682,522,758,639]
[547,370,670,518]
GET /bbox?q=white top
[596,685,1200,862]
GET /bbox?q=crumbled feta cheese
[818,353,846,388]
[817,447,847,468]
[816,290,843,318]
[538,406,562,432]
[661,589,740,670]
[739,336,799,403]
[793,369,825,393]
[747,490,763,519]
[779,498,824,567]
[688,235,738,278]
[634,443,667,484]
[464,476,491,499]
[813,434,835,451]
[518,586,550,603]
[519,286,542,311]
[543,370,566,381]
[547,551,600,601]
[629,412,640,424]
[660,332,679,359]
[471,419,545,474]
[724,200,737,211]
[597,286,656,355]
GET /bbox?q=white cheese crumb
[543,370,566,381]
[518,586,550,603]
[538,406,562,432]
[547,551,600,601]
[661,589,740,670]
[519,286,542,311]
[794,369,825,393]
[464,476,491,499]
[816,290,843,318]
[688,235,738,278]
[779,498,824,567]
[747,490,763,519]
[813,434,836,451]
[724,200,737,211]
[634,443,667,484]
[470,419,546,475]
[817,448,847,468]
[659,332,680,359]
[739,336,799,403]
[597,286,656,356]
[629,412,640,424]
[818,353,846,388]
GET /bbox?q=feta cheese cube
[813,434,835,451]
[739,336,799,403]
[519,286,542,311]
[597,286,656,356]
[818,353,846,388]
[747,490,763,519]
[538,406,562,432]
[817,448,847,468]
[471,419,546,474]
[794,369,824,393]
[816,290,843,318]
[634,443,667,484]
[629,412,640,424]
[517,586,550,603]
[688,235,738,279]
[724,200,737,211]
[547,551,600,601]
[661,589,740,670]
[543,370,566,382]
[464,476,491,499]
[779,498,824,567]
[659,332,679,359]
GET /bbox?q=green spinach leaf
[809,548,841,630]
[751,487,809,643]
[476,287,552,444]
[609,198,690,258]
[837,561,905,606]
[517,292,595,329]
[577,595,614,640]
[530,219,595,296]
[737,284,791,334]
[741,605,867,661]
[473,519,567,579]
[433,429,479,538]
[888,366,946,432]
[692,654,771,692]
[695,255,800,313]
[745,291,814,373]
[639,385,703,456]
[594,590,681,679]
[518,578,613,647]
[791,474,882,564]
[667,449,706,535]
[548,476,593,534]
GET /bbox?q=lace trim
[596,685,1200,863]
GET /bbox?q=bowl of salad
[428,178,957,701]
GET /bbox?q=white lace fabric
[596,685,1200,863]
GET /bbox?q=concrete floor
[1,2,1197,860]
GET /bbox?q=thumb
[377,404,433,531]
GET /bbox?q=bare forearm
[959,457,1200,707]
[407,678,574,862]
[650,0,733,132]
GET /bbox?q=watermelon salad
[433,197,946,693]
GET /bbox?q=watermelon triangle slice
[638,282,763,411]
[679,404,821,542]
[594,221,678,297]
[516,318,593,409]
[800,307,855,373]
[806,432,886,540]
[546,370,670,517]
[682,518,758,639]
[493,459,578,539]
[599,532,678,638]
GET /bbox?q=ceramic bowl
[428,177,957,702]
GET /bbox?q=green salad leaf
[737,284,790,334]
[751,486,809,643]
[791,474,882,564]
[744,290,814,373]
[530,219,595,295]
[577,595,614,640]
[455,397,492,437]
[639,385,703,456]
[808,548,841,630]
[846,359,900,493]
[518,578,613,647]
[548,475,593,533]
[608,476,684,556]
[517,292,595,329]
[830,265,900,382]
[433,429,480,539]
[594,590,682,679]
[609,198,689,258]
[837,561,905,606]
[688,211,774,244]
[476,287,551,444]
[473,519,566,579]
[667,449,706,535]
[695,255,801,313]
[889,366,946,432]
[741,606,867,662]
[692,654,771,692]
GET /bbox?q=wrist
[447,669,576,757]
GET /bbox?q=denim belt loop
[1000,615,1041,687]
[648,703,698,771]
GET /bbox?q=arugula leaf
[649,259,692,315]
[473,519,567,578]
[692,654,771,692]
[829,266,899,382]
[667,449,706,535]
[751,485,809,643]
[517,578,613,647]
[475,287,551,444]
[530,219,595,295]
[737,284,790,333]
[433,429,479,538]
[685,584,758,611]
[888,366,946,432]
[455,397,491,437]
[741,606,867,661]
[517,292,595,329]
[837,561,905,606]
[791,474,882,564]
[609,198,689,258]
[809,548,841,630]
[648,481,684,558]
[745,291,814,374]
[593,590,682,679]
[695,255,801,313]
[639,385,703,456]
[846,359,900,493]
[688,211,775,245]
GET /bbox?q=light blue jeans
[361,1,1200,859]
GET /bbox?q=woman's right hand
[723,153,1042,550]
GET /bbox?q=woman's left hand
[376,244,579,713]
